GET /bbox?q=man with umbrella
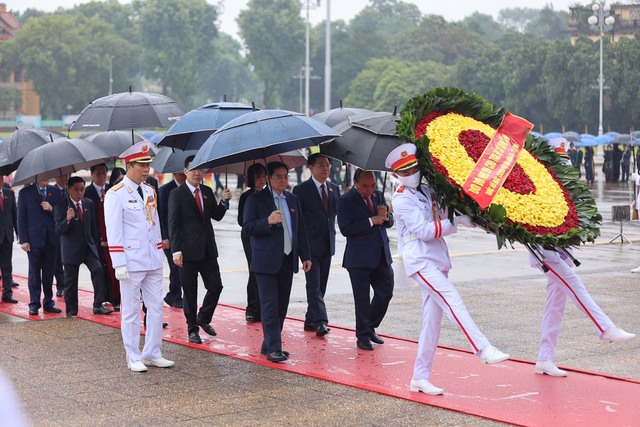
[104,141,174,372]
[243,162,312,363]
[0,175,17,304]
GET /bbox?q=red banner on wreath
[462,112,534,209]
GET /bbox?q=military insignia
[401,150,408,158]
[111,182,124,191]
[141,144,149,154]
[397,185,405,193]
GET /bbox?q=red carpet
[2,275,639,427]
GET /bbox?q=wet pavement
[1,171,639,426]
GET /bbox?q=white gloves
[115,266,129,280]
[454,215,476,228]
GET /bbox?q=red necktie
[76,202,83,222]
[101,188,105,200]
[365,196,374,216]
[194,187,204,216]
[321,184,329,213]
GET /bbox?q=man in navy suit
[243,161,311,363]
[337,169,394,350]
[54,176,113,317]
[0,175,17,304]
[18,180,63,315]
[293,154,339,336]
[159,170,186,309]
[168,156,231,344]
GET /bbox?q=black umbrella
[348,107,400,136]
[190,109,339,171]
[0,128,67,175]
[83,131,145,157]
[156,102,256,151]
[208,150,308,175]
[320,109,402,172]
[312,101,372,128]
[13,138,111,186]
[70,87,184,137]
[151,148,198,174]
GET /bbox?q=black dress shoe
[93,306,114,315]
[28,308,38,315]
[370,331,385,344]
[261,349,289,358]
[316,324,330,337]
[172,300,183,309]
[357,339,374,350]
[11,280,19,287]
[245,314,260,322]
[43,306,62,313]
[2,297,18,304]
[303,323,315,331]
[266,351,287,363]
[189,332,202,344]
[56,289,64,297]
[163,322,168,328]
[197,322,217,336]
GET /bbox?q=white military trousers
[119,268,164,363]
[411,266,490,380]
[538,258,614,362]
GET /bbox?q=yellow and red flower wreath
[397,87,601,248]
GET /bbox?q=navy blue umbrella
[190,109,339,171]
[156,102,255,150]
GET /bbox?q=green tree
[196,33,261,106]
[0,14,137,117]
[135,0,218,108]
[498,7,539,32]
[569,36,604,133]
[524,6,570,41]
[541,40,579,129]
[609,35,640,130]
[237,0,305,108]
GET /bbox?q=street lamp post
[108,55,114,95]
[588,1,615,137]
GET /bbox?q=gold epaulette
[110,182,124,192]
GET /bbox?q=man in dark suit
[337,169,394,351]
[53,175,69,297]
[17,180,63,315]
[83,163,116,310]
[168,155,231,344]
[293,154,339,336]
[158,171,186,309]
[54,176,113,317]
[243,161,312,363]
[0,175,17,304]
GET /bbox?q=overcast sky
[6,0,582,38]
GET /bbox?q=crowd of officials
[0,139,635,395]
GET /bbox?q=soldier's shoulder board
[397,185,405,193]
[110,182,124,192]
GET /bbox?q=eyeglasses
[272,174,289,180]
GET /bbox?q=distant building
[0,3,40,117]
[568,3,640,43]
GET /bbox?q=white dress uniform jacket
[104,176,163,271]
[392,184,457,275]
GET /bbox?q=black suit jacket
[168,183,226,262]
[0,188,17,244]
[337,187,394,269]
[158,179,178,240]
[17,184,62,249]
[54,197,100,265]
[242,188,310,274]
[292,178,339,257]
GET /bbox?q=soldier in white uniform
[104,141,174,372]
[529,138,635,377]
[385,143,509,396]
